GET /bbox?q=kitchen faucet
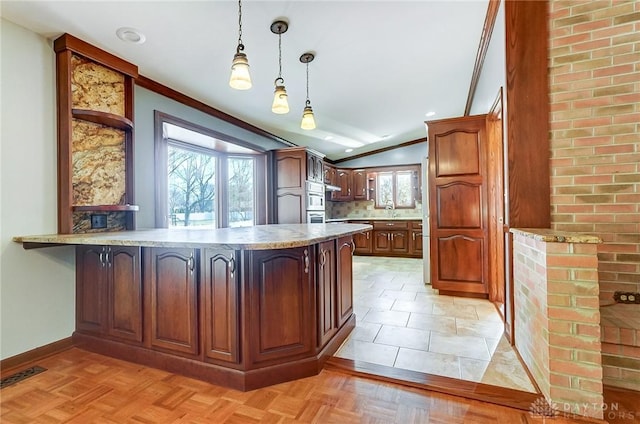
[385,200,396,217]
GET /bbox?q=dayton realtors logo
[529,397,558,419]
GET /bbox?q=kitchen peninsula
[14,223,371,391]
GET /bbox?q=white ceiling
[1,0,489,160]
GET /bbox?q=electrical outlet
[613,291,640,304]
[90,214,107,229]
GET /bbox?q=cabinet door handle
[188,254,195,272]
[106,247,112,267]
[412,232,416,240]
[320,249,327,267]
[366,232,370,240]
[304,249,309,274]
[229,256,236,278]
[99,251,105,267]
[351,242,355,255]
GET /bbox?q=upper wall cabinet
[54,34,139,234]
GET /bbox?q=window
[155,112,265,228]
[375,168,418,209]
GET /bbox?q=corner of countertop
[509,228,602,244]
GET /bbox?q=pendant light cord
[277,33,283,80]
[237,0,244,52]
[305,62,310,105]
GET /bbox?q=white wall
[336,141,427,168]
[0,19,76,360]
[469,1,506,115]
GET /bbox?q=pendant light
[271,20,289,114]
[300,52,316,130]
[229,0,252,90]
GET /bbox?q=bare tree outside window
[228,157,254,227]
[168,145,216,227]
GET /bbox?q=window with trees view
[155,113,264,229]
[375,169,417,209]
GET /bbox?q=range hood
[325,184,342,192]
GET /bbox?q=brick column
[512,229,603,419]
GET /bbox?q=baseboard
[0,337,74,376]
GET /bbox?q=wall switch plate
[90,214,107,229]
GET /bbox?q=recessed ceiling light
[116,27,146,44]
[345,148,353,153]
[324,136,333,140]
[425,111,436,117]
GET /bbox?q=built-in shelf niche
[54,34,139,234]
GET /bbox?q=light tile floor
[334,256,537,393]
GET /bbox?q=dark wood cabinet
[317,240,338,348]
[353,225,372,255]
[324,163,336,186]
[390,231,410,254]
[76,245,142,342]
[352,169,367,200]
[73,237,356,392]
[371,221,410,256]
[427,115,489,296]
[373,230,392,253]
[410,221,423,256]
[246,247,314,366]
[307,152,324,183]
[274,147,326,223]
[333,169,353,201]
[336,237,354,327]
[145,247,199,356]
[201,249,240,364]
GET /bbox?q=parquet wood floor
[0,348,621,423]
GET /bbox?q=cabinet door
[314,156,324,182]
[107,246,142,342]
[352,170,367,200]
[317,240,337,348]
[307,154,316,181]
[247,247,313,366]
[146,247,199,356]
[428,116,489,294]
[410,230,423,257]
[373,231,391,253]
[391,231,410,254]
[335,169,353,201]
[324,165,337,186]
[353,230,372,254]
[276,149,306,224]
[201,249,240,364]
[336,237,354,327]
[76,246,107,334]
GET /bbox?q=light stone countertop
[509,228,602,244]
[326,217,422,222]
[13,224,373,250]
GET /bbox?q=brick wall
[513,231,603,419]
[548,0,640,301]
[548,0,640,393]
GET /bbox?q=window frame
[154,111,267,229]
[372,165,420,209]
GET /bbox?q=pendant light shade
[230,50,251,90]
[271,20,289,114]
[229,0,252,90]
[272,78,289,114]
[300,52,316,130]
[301,102,316,130]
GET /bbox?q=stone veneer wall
[513,230,603,419]
[548,0,640,391]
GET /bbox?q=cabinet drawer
[409,221,423,230]
[373,221,409,230]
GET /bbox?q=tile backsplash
[328,200,422,219]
